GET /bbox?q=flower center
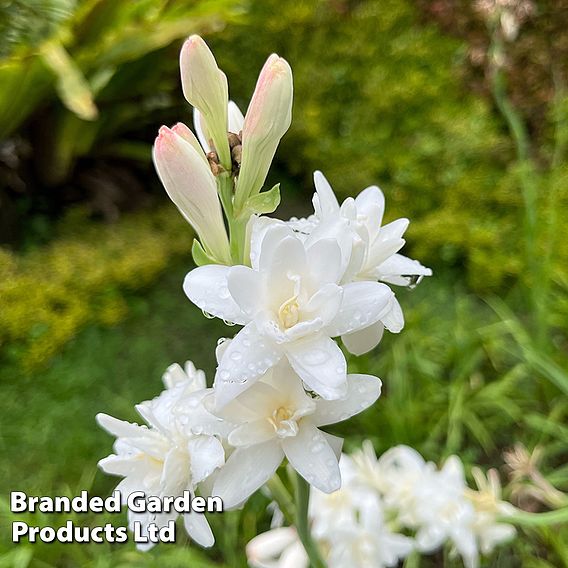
[278,296,300,329]
[268,406,299,438]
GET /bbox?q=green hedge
[0,208,191,370]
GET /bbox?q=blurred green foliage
[0,0,242,196]
[0,207,190,370]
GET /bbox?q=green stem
[216,172,248,264]
[266,475,295,526]
[293,474,327,568]
[501,506,568,527]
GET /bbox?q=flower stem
[266,475,295,525]
[293,473,327,568]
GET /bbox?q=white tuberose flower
[184,222,394,406]
[97,362,225,550]
[466,468,517,557]
[325,493,414,568]
[211,360,381,507]
[296,171,432,356]
[247,527,308,568]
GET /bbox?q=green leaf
[40,41,98,121]
[240,184,281,219]
[192,239,216,267]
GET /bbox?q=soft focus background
[1,0,567,566]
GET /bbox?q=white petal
[212,442,284,509]
[282,422,340,493]
[311,374,382,427]
[228,419,276,447]
[183,511,214,547]
[341,321,385,356]
[285,336,347,400]
[228,100,245,133]
[377,253,432,286]
[233,381,281,414]
[183,265,247,325]
[301,283,343,329]
[193,107,210,153]
[365,237,406,271]
[162,362,188,389]
[355,185,385,230]
[246,528,300,568]
[321,432,344,460]
[249,217,290,270]
[313,171,340,218]
[188,435,225,484]
[306,238,343,285]
[160,448,189,496]
[214,324,283,408]
[98,454,138,476]
[96,413,144,438]
[280,541,309,568]
[381,295,404,333]
[258,224,298,273]
[227,265,263,318]
[326,281,394,336]
[379,218,409,240]
[263,236,307,301]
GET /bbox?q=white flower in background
[97,362,226,550]
[369,444,435,525]
[153,123,231,264]
[411,456,479,567]
[184,222,394,406]
[246,443,517,568]
[247,527,308,568]
[291,171,432,355]
[324,493,414,568]
[211,359,381,507]
[466,467,517,556]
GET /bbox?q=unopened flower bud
[235,54,293,211]
[180,35,231,168]
[153,124,231,264]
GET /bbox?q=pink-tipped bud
[180,36,230,167]
[236,55,293,211]
[153,124,230,264]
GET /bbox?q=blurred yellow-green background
[1,0,567,566]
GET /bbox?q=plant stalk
[293,474,327,568]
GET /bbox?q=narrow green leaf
[40,41,98,121]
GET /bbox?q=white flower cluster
[96,35,433,554]
[247,442,517,568]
